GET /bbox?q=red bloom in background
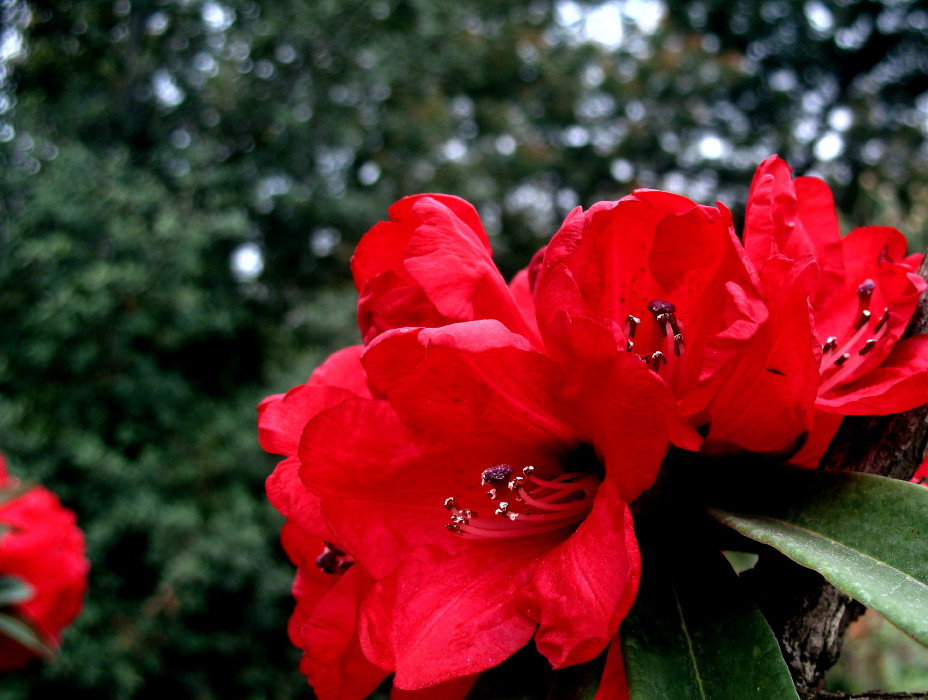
[736,156,928,464]
[0,455,89,671]
[262,194,678,698]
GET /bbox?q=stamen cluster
[444,464,600,539]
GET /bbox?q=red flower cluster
[0,455,89,671]
[260,156,927,698]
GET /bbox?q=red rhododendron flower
[263,162,928,697]
[0,455,89,671]
[530,189,770,452]
[262,194,688,697]
[736,155,928,464]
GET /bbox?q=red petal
[509,267,541,342]
[279,524,339,647]
[258,384,357,456]
[304,322,583,575]
[267,457,331,540]
[541,312,674,500]
[814,226,924,375]
[359,544,543,690]
[816,334,928,414]
[309,345,371,397]
[352,195,536,344]
[361,321,577,451]
[298,397,446,579]
[536,192,766,416]
[743,157,843,278]
[593,637,631,700]
[704,256,820,455]
[787,410,844,469]
[389,675,477,700]
[518,480,640,669]
[300,563,389,700]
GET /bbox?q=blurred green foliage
[828,610,928,693]
[0,0,925,697]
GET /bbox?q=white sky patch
[495,134,517,156]
[555,0,666,46]
[358,161,381,185]
[0,27,25,63]
[585,3,624,48]
[610,158,633,181]
[828,106,853,132]
[698,134,726,160]
[624,0,665,34]
[814,132,845,161]
[804,1,834,33]
[201,1,235,32]
[231,242,264,282]
[441,138,468,162]
[152,69,185,108]
[310,228,341,257]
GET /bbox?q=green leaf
[0,611,56,658]
[707,468,928,647]
[0,576,34,607]
[621,547,799,700]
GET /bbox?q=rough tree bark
[747,253,928,700]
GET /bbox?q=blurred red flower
[0,455,89,671]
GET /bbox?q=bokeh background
[1,0,927,697]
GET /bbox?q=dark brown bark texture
[748,253,928,696]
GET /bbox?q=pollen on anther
[857,279,876,299]
[855,309,872,330]
[444,497,457,511]
[835,352,851,367]
[647,300,676,316]
[859,339,877,355]
[823,336,838,353]
[650,350,666,372]
[875,308,890,333]
[481,464,514,485]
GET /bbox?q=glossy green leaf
[0,576,33,607]
[0,611,56,658]
[621,547,799,700]
[708,468,928,647]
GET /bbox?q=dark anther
[857,279,876,299]
[481,464,514,484]
[647,299,676,316]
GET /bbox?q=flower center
[818,279,891,395]
[443,464,600,539]
[315,542,355,575]
[624,299,686,380]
